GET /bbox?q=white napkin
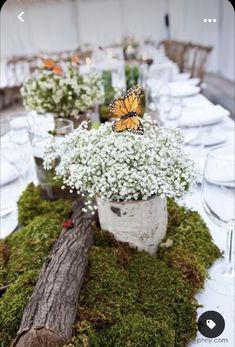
[168,82,200,97]
[0,159,19,186]
[9,117,28,129]
[179,105,230,127]
[173,72,190,81]
[188,78,200,86]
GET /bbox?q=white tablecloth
[0,93,234,346]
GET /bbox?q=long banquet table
[0,92,234,346]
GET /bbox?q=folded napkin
[0,159,19,186]
[168,82,200,97]
[188,78,200,86]
[173,72,190,81]
[9,116,28,129]
[179,105,230,127]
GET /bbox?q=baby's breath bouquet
[21,63,104,118]
[44,114,196,213]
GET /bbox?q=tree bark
[12,202,93,347]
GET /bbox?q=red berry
[63,219,74,229]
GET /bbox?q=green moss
[100,314,175,347]
[0,187,220,347]
[0,270,39,347]
[158,199,221,292]
[66,200,220,347]
[5,215,63,283]
[0,185,73,346]
[0,215,63,346]
[17,183,72,226]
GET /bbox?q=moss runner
[0,184,220,347]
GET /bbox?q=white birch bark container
[97,195,168,255]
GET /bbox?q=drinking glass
[28,116,74,200]
[166,96,182,127]
[7,112,29,145]
[152,84,172,124]
[201,144,235,296]
[7,112,33,185]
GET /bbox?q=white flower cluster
[44,115,196,209]
[21,63,104,118]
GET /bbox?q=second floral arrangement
[21,59,104,118]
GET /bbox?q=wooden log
[12,202,93,347]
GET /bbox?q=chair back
[159,40,213,81]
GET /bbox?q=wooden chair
[159,40,213,81]
[158,40,186,72]
[0,49,91,110]
[184,43,213,80]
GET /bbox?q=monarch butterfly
[52,65,63,76]
[42,58,55,69]
[110,85,144,135]
[42,58,63,76]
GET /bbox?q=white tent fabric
[0,0,234,80]
[218,0,235,80]
[0,0,79,56]
[169,0,220,72]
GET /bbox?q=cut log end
[12,328,66,347]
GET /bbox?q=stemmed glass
[7,111,29,145]
[201,144,235,296]
[166,96,182,127]
[28,116,74,200]
[7,111,33,185]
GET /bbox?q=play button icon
[198,311,225,338]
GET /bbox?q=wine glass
[28,116,74,200]
[201,144,235,296]
[166,96,182,127]
[152,83,172,124]
[7,111,29,145]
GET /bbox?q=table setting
[0,48,234,347]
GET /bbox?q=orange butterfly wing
[112,118,127,132]
[110,98,129,118]
[123,93,142,116]
[52,65,63,76]
[110,85,143,118]
[112,116,144,134]
[43,58,56,69]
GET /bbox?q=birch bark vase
[97,195,168,255]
